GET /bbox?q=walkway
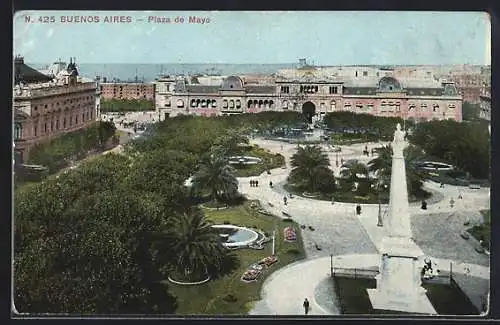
[242,137,490,315]
[249,253,489,315]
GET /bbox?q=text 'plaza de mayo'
[154,61,466,122]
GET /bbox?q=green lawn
[232,145,285,177]
[467,210,491,250]
[166,201,305,315]
[284,183,428,204]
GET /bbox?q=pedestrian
[250,180,254,187]
[458,192,463,199]
[283,196,287,206]
[303,298,310,315]
[449,198,455,208]
[269,181,273,188]
[331,196,335,205]
[255,180,259,187]
[356,204,362,215]
[440,182,444,188]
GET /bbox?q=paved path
[242,137,490,315]
[249,253,490,315]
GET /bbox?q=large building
[13,56,100,164]
[100,81,155,101]
[155,72,463,123]
[479,86,491,121]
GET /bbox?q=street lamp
[336,152,339,167]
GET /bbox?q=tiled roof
[246,86,276,94]
[185,85,220,94]
[343,87,378,95]
[406,88,444,96]
[14,58,53,84]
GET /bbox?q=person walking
[303,298,310,315]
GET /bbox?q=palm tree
[367,144,428,197]
[192,154,238,203]
[162,208,228,280]
[289,145,334,193]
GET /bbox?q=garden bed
[232,145,285,177]
[167,201,305,314]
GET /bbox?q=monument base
[367,236,436,315]
[367,287,437,314]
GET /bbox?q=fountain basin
[212,225,259,248]
[228,156,263,165]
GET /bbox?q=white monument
[367,124,437,314]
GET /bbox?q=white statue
[392,123,406,159]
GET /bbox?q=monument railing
[331,267,379,279]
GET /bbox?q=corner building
[13,57,100,164]
[155,75,462,123]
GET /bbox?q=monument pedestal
[367,237,436,314]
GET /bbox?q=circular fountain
[228,156,263,165]
[212,225,259,248]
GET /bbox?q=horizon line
[25,61,491,67]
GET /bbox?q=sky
[13,11,491,65]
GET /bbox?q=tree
[157,207,229,281]
[14,184,177,314]
[462,102,481,121]
[367,144,428,197]
[191,154,239,203]
[289,145,335,193]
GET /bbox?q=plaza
[234,137,489,315]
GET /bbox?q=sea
[31,63,297,83]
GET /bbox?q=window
[408,104,416,111]
[236,100,241,108]
[229,100,235,108]
[34,126,37,136]
[44,104,48,108]
[176,99,184,108]
[363,71,368,77]
[44,123,47,132]
[280,86,290,94]
[63,118,67,128]
[90,111,93,119]
[330,100,336,110]
[76,116,78,124]
[223,100,228,108]
[212,100,217,108]
[50,121,53,131]
[82,113,85,121]
[420,103,427,110]
[329,86,338,94]
[14,123,22,140]
[56,119,59,130]
[433,104,439,112]
[282,100,289,109]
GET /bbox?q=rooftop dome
[377,76,402,92]
[221,76,244,90]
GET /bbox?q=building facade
[13,57,99,164]
[155,74,462,122]
[479,87,491,121]
[100,82,155,101]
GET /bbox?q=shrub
[286,248,301,255]
[223,294,238,303]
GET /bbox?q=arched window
[282,100,289,109]
[330,100,336,110]
[223,100,228,108]
[248,100,253,108]
[177,99,184,108]
[258,100,263,108]
[201,99,206,108]
[229,100,235,108]
[191,99,196,108]
[212,100,217,108]
[236,100,241,108]
[269,100,274,108]
[14,123,22,140]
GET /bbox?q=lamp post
[336,152,339,167]
[330,254,334,276]
[377,186,383,227]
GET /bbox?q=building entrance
[302,102,316,123]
